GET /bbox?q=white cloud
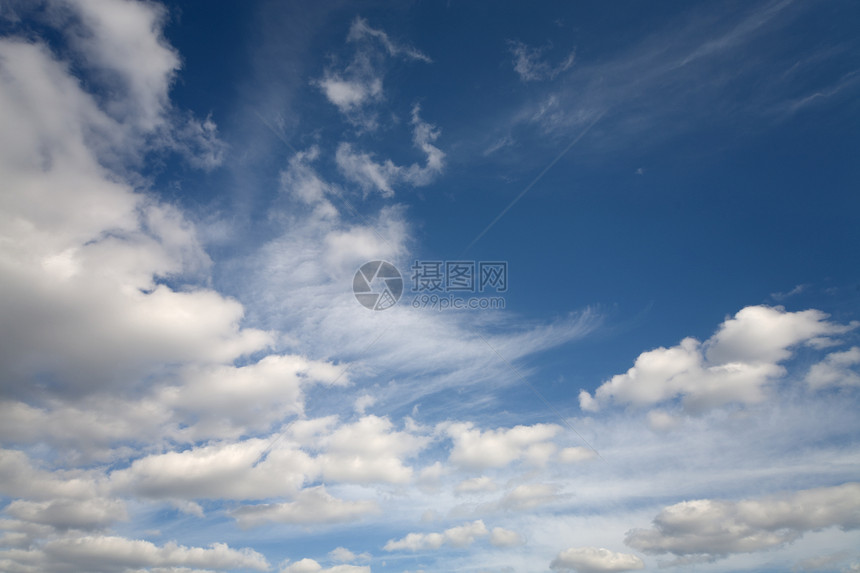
[318,72,383,117]
[278,146,339,218]
[41,536,269,572]
[4,498,127,531]
[580,306,858,413]
[384,520,489,551]
[558,447,598,464]
[645,410,680,433]
[489,527,524,548]
[444,422,560,469]
[353,394,377,415]
[161,354,346,438]
[58,0,179,131]
[806,347,860,389]
[0,35,267,398]
[0,449,100,501]
[347,17,431,63]
[328,547,371,563]
[705,306,855,365]
[550,547,644,573]
[281,558,370,573]
[455,476,498,495]
[491,483,560,512]
[316,17,430,130]
[109,439,315,501]
[625,482,860,559]
[509,40,575,82]
[335,106,445,197]
[316,415,430,484]
[231,486,378,529]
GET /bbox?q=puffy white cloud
[316,415,430,484]
[625,482,860,559]
[0,449,100,501]
[353,394,377,415]
[558,447,598,464]
[109,439,315,500]
[550,547,644,573]
[318,72,383,117]
[281,558,370,573]
[0,397,171,459]
[108,414,425,505]
[806,347,860,389]
[384,520,489,551]
[455,476,498,495]
[41,536,269,572]
[581,306,858,413]
[161,354,347,438]
[328,547,371,563]
[444,422,560,469]
[705,306,855,365]
[230,487,378,529]
[491,483,560,512]
[58,0,179,131]
[4,498,126,531]
[0,34,267,399]
[489,527,524,548]
[645,410,680,433]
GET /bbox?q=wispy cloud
[335,105,445,197]
[507,1,860,150]
[315,16,431,131]
[509,40,575,82]
[348,16,432,63]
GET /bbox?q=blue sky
[1,1,859,572]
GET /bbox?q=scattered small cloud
[509,40,575,82]
[550,546,644,573]
[625,482,860,560]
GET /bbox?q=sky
[1,1,859,572]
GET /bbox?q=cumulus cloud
[335,106,444,197]
[0,449,101,501]
[57,0,180,131]
[4,498,127,531]
[41,536,269,572]
[806,347,860,389]
[109,414,428,502]
[455,476,498,495]
[162,354,347,439]
[281,558,370,573]
[509,40,575,82]
[0,34,265,399]
[489,483,560,512]
[315,415,430,484]
[625,482,860,560]
[328,547,371,563]
[109,439,315,501]
[550,547,644,573]
[384,520,489,551]
[558,447,598,464]
[489,527,524,548]
[231,487,378,529]
[444,422,560,469]
[580,306,858,413]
